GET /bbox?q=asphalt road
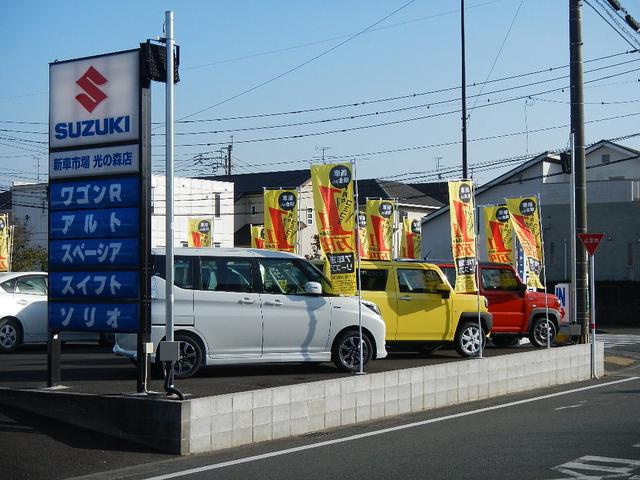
[0,332,638,480]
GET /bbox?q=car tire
[455,321,486,357]
[0,318,22,353]
[416,345,442,356]
[172,334,203,379]
[491,334,520,348]
[529,316,557,348]
[332,329,373,372]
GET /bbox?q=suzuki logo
[75,66,107,113]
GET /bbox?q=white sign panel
[49,144,139,179]
[49,50,139,149]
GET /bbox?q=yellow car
[358,260,492,357]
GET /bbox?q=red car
[434,262,564,348]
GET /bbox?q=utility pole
[226,142,233,175]
[435,156,443,180]
[569,0,589,342]
[461,0,469,179]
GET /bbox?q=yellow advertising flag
[0,214,8,272]
[188,218,212,247]
[505,196,544,289]
[250,225,266,249]
[365,199,394,261]
[483,205,513,264]
[311,163,356,296]
[448,181,478,293]
[264,189,298,253]
[357,211,369,260]
[400,218,421,259]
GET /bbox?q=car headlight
[362,300,381,316]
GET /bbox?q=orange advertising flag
[187,218,212,248]
[400,218,421,259]
[448,181,478,293]
[365,199,394,261]
[311,163,356,296]
[250,225,266,249]
[263,189,298,253]
[483,205,513,264]
[506,196,544,289]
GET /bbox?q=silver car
[0,272,102,352]
[114,248,387,378]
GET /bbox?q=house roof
[200,170,311,200]
[421,151,557,224]
[0,190,12,212]
[199,169,443,208]
[407,182,449,205]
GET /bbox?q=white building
[11,175,234,249]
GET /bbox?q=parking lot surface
[0,342,537,398]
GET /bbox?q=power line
[176,0,418,122]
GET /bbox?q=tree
[10,217,47,272]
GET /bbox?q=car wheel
[455,321,486,357]
[172,334,203,379]
[332,329,373,372]
[416,345,442,356]
[491,334,520,348]
[0,318,22,353]
[529,316,557,348]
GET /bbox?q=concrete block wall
[187,343,604,454]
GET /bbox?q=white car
[114,248,387,378]
[0,272,103,352]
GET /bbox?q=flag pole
[353,159,364,375]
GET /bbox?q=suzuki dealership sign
[48,49,143,334]
[49,50,139,149]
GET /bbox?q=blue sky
[2,0,639,190]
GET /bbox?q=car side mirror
[436,284,451,299]
[305,281,323,295]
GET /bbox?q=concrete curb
[0,343,603,455]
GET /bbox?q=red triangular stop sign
[578,233,605,256]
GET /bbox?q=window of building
[627,242,634,267]
[251,204,257,216]
[632,180,640,201]
[306,207,313,225]
[601,154,610,164]
[215,193,221,218]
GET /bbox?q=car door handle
[399,296,412,301]
[239,297,255,304]
[265,299,283,306]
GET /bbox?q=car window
[201,258,254,293]
[258,258,316,295]
[0,278,15,293]
[358,269,388,291]
[15,276,47,295]
[438,266,456,287]
[152,255,194,289]
[482,268,520,291]
[397,269,442,294]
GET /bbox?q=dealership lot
[0,342,536,398]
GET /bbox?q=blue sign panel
[50,176,139,210]
[49,302,138,333]
[50,207,139,239]
[49,238,139,267]
[49,271,139,299]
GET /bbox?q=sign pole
[353,159,364,375]
[164,10,177,393]
[590,252,597,378]
[577,232,604,379]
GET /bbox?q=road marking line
[554,403,584,411]
[143,377,640,480]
